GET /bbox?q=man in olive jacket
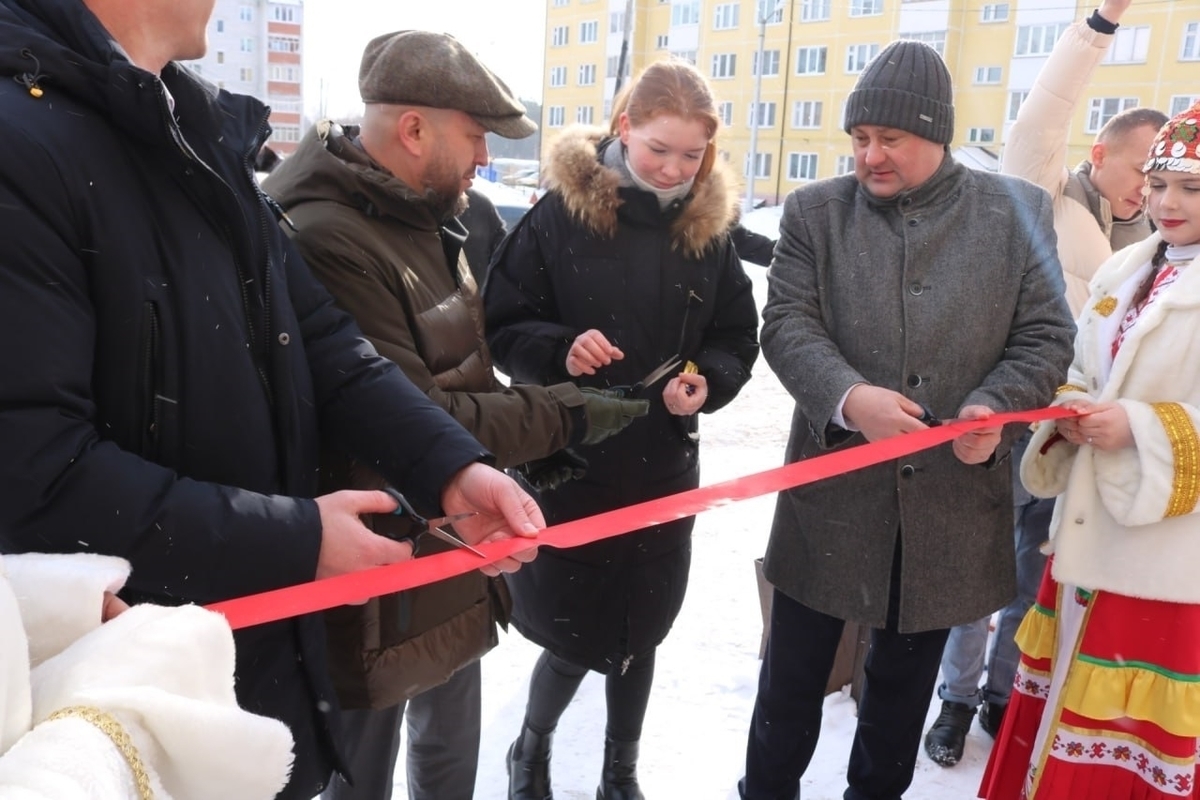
[739,40,1075,800]
[264,31,647,800]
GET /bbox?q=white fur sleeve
[1094,399,1200,527]
[1021,386,1088,498]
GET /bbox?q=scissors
[610,355,683,398]
[381,487,487,557]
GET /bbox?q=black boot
[923,700,976,767]
[979,699,1006,739]
[596,738,645,800]
[507,725,554,800]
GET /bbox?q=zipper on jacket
[140,301,162,457]
[676,289,704,355]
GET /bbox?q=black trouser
[524,648,656,742]
[741,540,950,800]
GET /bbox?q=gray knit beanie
[842,40,954,145]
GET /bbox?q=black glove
[579,387,650,445]
[515,448,589,492]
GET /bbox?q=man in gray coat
[738,40,1075,800]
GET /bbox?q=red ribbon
[208,407,1073,630]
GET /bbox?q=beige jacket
[1001,18,1151,316]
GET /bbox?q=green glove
[579,387,650,445]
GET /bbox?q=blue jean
[936,432,1052,709]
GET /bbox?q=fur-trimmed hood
[545,125,739,260]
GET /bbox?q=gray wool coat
[761,155,1075,633]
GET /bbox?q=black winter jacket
[484,128,759,671]
[0,1,487,795]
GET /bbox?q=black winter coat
[0,1,487,795]
[484,128,759,671]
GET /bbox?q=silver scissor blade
[425,525,488,558]
[640,355,683,389]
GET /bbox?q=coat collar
[856,150,963,212]
[544,124,738,260]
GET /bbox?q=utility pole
[745,0,782,213]
[614,0,635,100]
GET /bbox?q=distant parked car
[471,177,536,231]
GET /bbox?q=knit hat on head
[358,30,537,139]
[1144,99,1200,175]
[842,40,954,145]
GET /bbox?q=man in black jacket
[0,1,540,797]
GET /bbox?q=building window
[756,0,784,24]
[753,50,780,76]
[671,0,700,26]
[714,3,739,29]
[967,127,996,143]
[900,30,946,56]
[671,49,697,64]
[269,65,299,82]
[576,106,594,124]
[553,0,568,6]
[549,66,567,87]
[548,106,566,127]
[748,101,776,128]
[580,20,599,43]
[711,53,737,79]
[239,4,253,21]
[788,153,819,181]
[974,66,1002,85]
[216,19,224,32]
[656,34,669,49]
[268,35,301,53]
[578,64,596,85]
[980,3,1009,22]
[849,0,882,17]
[1007,91,1028,122]
[240,67,254,83]
[791,100,823,129]
[606,55,632,78]
[801,0,830,22]
[269,97,303,114]
[718,101,733,127]
[216,50,225,64]
[1103,25,1150,63]
[270,5,295,22]
[835,155,855,175]
[1183,21,1200,60]
[240,37,254,53]
[1172,94,1200,115]
[795,46,827,75]
[610,11,625,33]
[1087,97,1138,133]
[551,26,569,47]
[746,152,772,179]
[845,43,880,73]
[1015,23,1068,57]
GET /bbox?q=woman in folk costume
[981,99,1200,800]
[484,58,759,799]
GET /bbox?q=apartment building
[183,0,304,156]
[543,0,1199,205]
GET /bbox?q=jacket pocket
[138,301,163,460]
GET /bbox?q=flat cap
[359,30,537,140]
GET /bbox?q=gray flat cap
[359,30,537,140]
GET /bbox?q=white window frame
[656,34,669,49]
[800,0,830,22]
[796,46,827,75]
[1007,90,1028,122]
[610,11,625,33]
[756,0,784,24]
[849,0,882,18]
[714,3,740,30]
[711,52,737,79]
[753,50,781,77]
[845,43,880,74]
[787,152,819,181]
[967,127,996,144]
[1103,25,1150,64]
[578,63,597,86]
[748,101,776,128]
[671,0,700,26]
[900,30,946,57]
[1183,21,1200,60]
[547,106,566,127]
[1086,97,1139,133]
[973,66,1002,85]
[791,100,823,129]
[1015,23,1068,57]
[835,155,855,175]
[980,3,1009,23]
[580,20,599,44]
[270,5,295,22]
[745,152,772,179]
[576,106,595,124]
[1171,94,1200,116]
[549,66,567,87]
[553,0,569,6]
[718,101,733,127]
[239,4,253,21]
[551,26,569,47]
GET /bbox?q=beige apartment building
[542,0,1200,205]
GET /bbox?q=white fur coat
[0,553,293,798]
[1023,234,1200,602]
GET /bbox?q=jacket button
[907,218,919,227]
[277,332,290,345]
[908,282,923,296]
[907,374,922,388]
[900,465,915,477]
[1075,517,1084,524]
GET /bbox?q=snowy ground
[387,211,994,799]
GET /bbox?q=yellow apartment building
[541,0,1200,205]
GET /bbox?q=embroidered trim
[1094,296,1118,317]
[1046,723,1195,795]
[1055,384,1086,397]
[47,706,152,799]
[1151,402,1200,518]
